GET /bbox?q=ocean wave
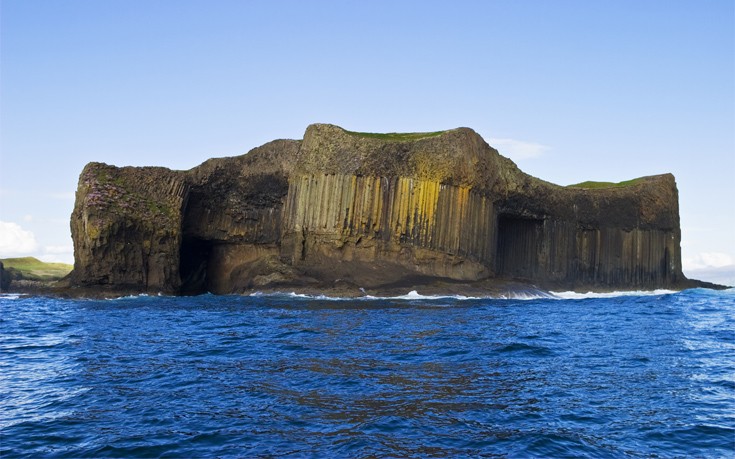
[0,293,23,300]
[107,293,152,301]
[686,287,735,296]
[106,292,180,301]
[550,289,677,300]
[248,290,481,301]
[248,289,557,301]
[380,289,564,301]
[377,290,479,301]
[495,291,558,300]
[249,291,352,301]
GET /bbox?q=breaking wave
[248,289,556,301]
[550,289,678,300]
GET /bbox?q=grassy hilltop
[1,257,73,281]
[566,178,645,189]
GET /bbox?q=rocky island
[62,124,714,297]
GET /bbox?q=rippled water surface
[1,289,734,458]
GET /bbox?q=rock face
[69,124,697,295]
[0,261,10,292]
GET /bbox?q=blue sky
[1,0,733,284]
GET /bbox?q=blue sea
[1,288,733,458]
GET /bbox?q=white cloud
[0,221,39,256]
[488,138,550,160]
[40,245,75,264]
[44,245,74,254]
[682,252,734,271]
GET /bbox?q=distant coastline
[0,257,72,294]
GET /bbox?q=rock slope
[67,124,705,295]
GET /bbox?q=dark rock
[69,163,188,292]
[67,123,718,295]
[0,261,10,292]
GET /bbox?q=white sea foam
[495,291,558,300]
[291,292,346,301]
[249,291,356,301]
[386,290,478,301]
[0,293,22,300]
[109,293,151,300]
[550,289,677,300]
[254,288,685,302]
[376,289,562,301]
[248,289,558,301]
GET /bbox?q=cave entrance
[179,238,212,295]
[496,214,543,279]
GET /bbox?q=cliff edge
[66,124,712,296]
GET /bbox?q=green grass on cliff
[1,257,73,281]
[566,177,645,189]
[344,129,446,141]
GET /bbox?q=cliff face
[69,123,692,295]
[70,163,188,291]
[0,261,10,292]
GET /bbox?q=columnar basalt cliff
[68,124,703,295]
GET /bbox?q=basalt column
[281,174,494,281]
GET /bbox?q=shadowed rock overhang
[68,123,708,295]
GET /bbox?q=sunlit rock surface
[69,124,706,295]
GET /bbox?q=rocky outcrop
[70,163,188,292]
[68,123,707,295]
[0,261,10,292]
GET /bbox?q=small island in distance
[0,257,72,292]
[44,123,724,297]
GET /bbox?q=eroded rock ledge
[66,124,712,296]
